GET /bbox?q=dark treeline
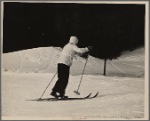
[3,2,145,60]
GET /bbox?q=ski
[88,92,99,99]
[26,92,98,101]
[26,93,91,101]
[47,92,99,101]
[39,93,92,101]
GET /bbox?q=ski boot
[58,94,68,100]
[50,91,60,99]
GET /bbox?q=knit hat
[69,36,78,45]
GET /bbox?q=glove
[80,52,89,59]
[87,46,93,52]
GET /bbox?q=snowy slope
[1,47,147,120]
[2,46,105,75]
[2,72,146,120]
[2,46,144,77]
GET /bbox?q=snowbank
[2,47,144,77]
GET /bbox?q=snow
[2,46,147,120]
[2,72,145,120]
[2,46,144,77]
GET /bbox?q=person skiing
[50,36,92,99]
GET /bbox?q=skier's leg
[51,64,70,98]
[51,64,62,97]
[59,64,70,97]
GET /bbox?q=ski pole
[74,54,89,95]
[39,72,57,100]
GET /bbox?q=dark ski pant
[52,63,70,96]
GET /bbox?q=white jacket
[58,43,89,66]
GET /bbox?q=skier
[50,36,92,99]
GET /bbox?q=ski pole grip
[87,46,93,52]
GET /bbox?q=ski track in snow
[2,72,145,120]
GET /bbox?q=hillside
[2,47,144,77]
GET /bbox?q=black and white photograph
[1,1,149,120]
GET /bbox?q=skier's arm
[73,46,89,54]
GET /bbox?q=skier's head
[69,36,78,45]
